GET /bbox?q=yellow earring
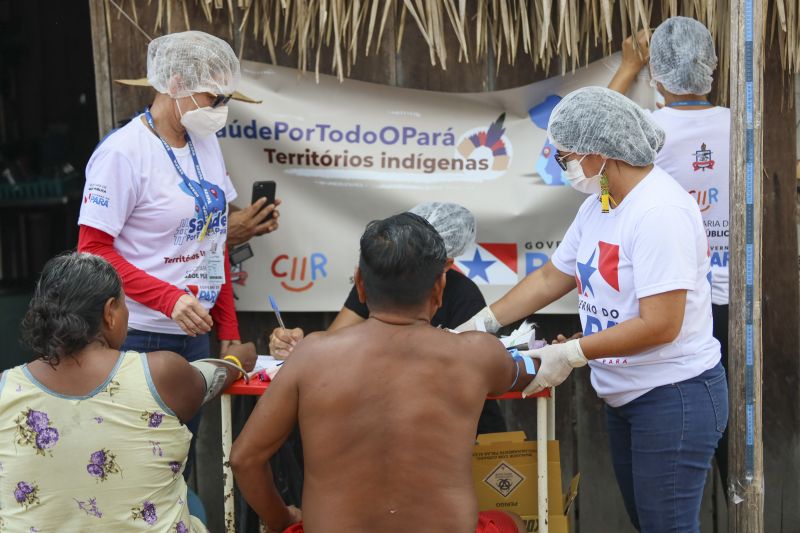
[600,173,610,213]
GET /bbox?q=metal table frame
[221,383,555,533]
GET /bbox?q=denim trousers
[122,329,211,478]
[606,362,728,533]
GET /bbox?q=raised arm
[230,352,303,531]
[608,31,650,95]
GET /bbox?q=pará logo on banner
[453,243,518,285]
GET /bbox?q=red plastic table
[221,380,554,533]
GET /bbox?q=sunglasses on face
[555,150,571,171]
[210,93,233,108]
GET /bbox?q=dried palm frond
[107,0,796,102]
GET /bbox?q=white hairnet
[547,87,665,167]
[409,202,476,258]
[650,17,717,95]
[147,31,240,98]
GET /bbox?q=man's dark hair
[358,212,447,311]
[21,252,123,366]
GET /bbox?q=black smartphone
[251,180,277,219]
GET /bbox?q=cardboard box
[521,475,580,533]
[472,432,579,533]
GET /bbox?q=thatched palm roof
[107,0,798,99]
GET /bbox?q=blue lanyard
[667,100,713,108]
[144,107,214,223]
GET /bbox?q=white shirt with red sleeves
[79,115,238,335]
[551,165,721,407]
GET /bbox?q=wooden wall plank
[728,0,766,529]
[88,0,114,137]
[760,27,800,533]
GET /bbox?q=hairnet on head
[147,31,240,98]
[409,202,476,258]
[650,17,717,95]
[547,87,665,167]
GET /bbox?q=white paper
[498,320,536,349]
[249,355,284,379]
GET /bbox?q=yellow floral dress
[0,351,206,532]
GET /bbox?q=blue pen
[268,295,287,330]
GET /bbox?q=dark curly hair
[358,212,447,311]
[21,252,123,366]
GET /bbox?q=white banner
[220,56,655,312]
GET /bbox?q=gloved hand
[521,339,588,397]
[454,306,502,333]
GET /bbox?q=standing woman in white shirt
[458,87,727,532]
[609,16,732,494]
[77,32,248,475]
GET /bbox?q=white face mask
[177,95,228,139]
[562,156,605,195]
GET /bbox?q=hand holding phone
[251,180,277,219]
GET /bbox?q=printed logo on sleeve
[84,184,110,208]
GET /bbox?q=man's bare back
[231,212,533,533]
[290,319,514,532]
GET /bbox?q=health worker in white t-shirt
[458,87,727,532]
[609,16,732,496]
[77,32,252,474]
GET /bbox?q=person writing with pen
[269,202,507,435]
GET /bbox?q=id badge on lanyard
[205,237,226,284]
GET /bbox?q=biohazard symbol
[483,461,525,498]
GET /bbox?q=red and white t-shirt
[551,165,721,407]
[650,106,731,305]
[79,116,237,334]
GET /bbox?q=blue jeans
[606,362,728,533]
[122,329,211,478]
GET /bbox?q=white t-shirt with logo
[79,116,237,334]
[651,106,730,305]
[551,166,721,407]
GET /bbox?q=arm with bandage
[146,342,257,423]
[460,332,541,397]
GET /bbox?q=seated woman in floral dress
[0,252,255,532]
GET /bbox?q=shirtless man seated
[230,212,538,533]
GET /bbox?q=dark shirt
[343,269,486,329]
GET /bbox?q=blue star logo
[461,249,495,283]
[577,249,597,297]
